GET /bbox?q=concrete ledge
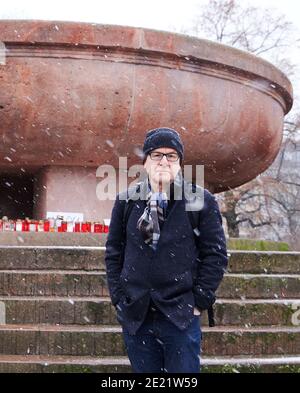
[0,354,299,373]
[0,232,107,247]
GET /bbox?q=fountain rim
[0,19,293,114]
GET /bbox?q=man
[105,127,228,373]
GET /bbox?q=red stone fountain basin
[0,20,293,192]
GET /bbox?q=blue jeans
[122,305,201,373]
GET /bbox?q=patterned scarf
[137,184,168,250]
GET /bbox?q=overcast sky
[0,0,299,32]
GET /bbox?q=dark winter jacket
[105,185,228,335]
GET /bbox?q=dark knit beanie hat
[143,127,184,161]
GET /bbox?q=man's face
[143,147,181,186]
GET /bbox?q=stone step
[217,274,300,299]
[0,297,299,326]
[1,247,300,274]
[0,232,107,247]
[0,270,299,299]
[0,296,116,325]
[215,299,300,327]
[201,355,300,373]
[227,251,300,274]
[0,354,299,373]
[202,326,300,357]
[0,324,298,357]
[0,247,105,271]
[0,270,108,297]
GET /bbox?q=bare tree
[184,0,295,65]
[219,179,275,238]
[179,0,300,246]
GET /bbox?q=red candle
[22,220,29,232]
[74,222,81,232]
[94,223,102,233]
[44,220,50,232]
[61,221,67,232]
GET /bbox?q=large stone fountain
[0,20,293,221]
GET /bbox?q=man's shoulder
[186,184,219,216]
[190,183,215,200]
[184,182,215,205]
[203,187,216,201]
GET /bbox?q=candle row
[0,217,109,233]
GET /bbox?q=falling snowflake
[106,140,114,148]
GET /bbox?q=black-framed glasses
[149,151,179,162]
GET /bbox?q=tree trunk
[224,212,240,238]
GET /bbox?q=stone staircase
[0,244,299,373]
